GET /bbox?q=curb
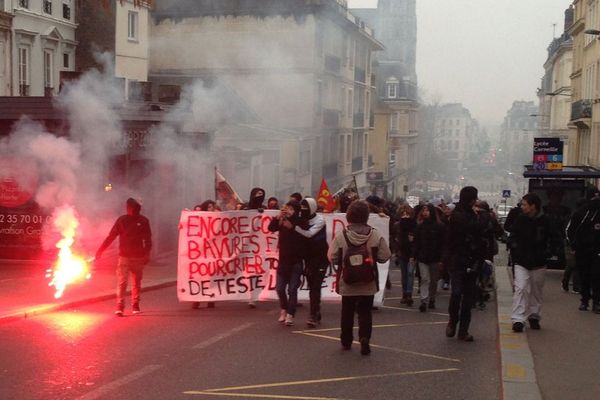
[0,280,177,325]
[496,266,542,400]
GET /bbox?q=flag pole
[214,166,218,201]
[353,175,359,199]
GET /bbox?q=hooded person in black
[246,187,266,210]
[96,198,152,316]
[444,186,485,341]
[295,197,329,327]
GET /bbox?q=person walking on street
[566,191,600,312]
[412,204,445,312]
[295,197,329,327]
[445,186,486,341]
[268,200,304,326]
[329,200,391,355]
[392,204,416,306]
[96,198,152,316]
[508,193,561,332]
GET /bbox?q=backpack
[341,230,377,284]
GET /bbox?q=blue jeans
[276,261,303,316]
[399,257,415,295]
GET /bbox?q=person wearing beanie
[295,197,329,327]
[444,186,486,341]
[268,199,304,326]
[96,198,152,316]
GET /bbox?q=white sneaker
[284,313,294,326]
[278,309,287,323]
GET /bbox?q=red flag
[215,169,243,211]
[316,178,336,213]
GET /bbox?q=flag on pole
[215,168,243,211]
[316,178,336,213]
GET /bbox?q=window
[63,1,71,20]
[128,11,138,41]
[347,89,353,116]
[43,0,52,14]
[63,53,69,68]
[18,0,28,9]
[340,87,346,116]
[18,47,29,96]
[44,50,53,89]
[390,112,398,131]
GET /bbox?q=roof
[523,165,600,179]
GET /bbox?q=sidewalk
[0,252,178,324]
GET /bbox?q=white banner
[177,210,390,306]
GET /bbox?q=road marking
[184,392,344,399]
[505,364,526,379]
[382,304,449,317]
[193,322,253,349]
[76,364,162,400]
[294,331,460,363]
[184,368,460,395]
[292,321,447,334]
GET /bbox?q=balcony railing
[323,162,338,179]
[353,112,364,128]
[324,55,341,74]
[323,109,340,128]
[352,156,363,172]
[354,67,366,83]
[571,99,592,120]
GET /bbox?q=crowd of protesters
[100,183,600,354]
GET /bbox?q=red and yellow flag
[316,178,336,213]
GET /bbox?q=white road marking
[76,364,162,400]
[193,322,254,349]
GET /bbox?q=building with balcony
[352,0,418,200]
[76,0,152,98]
[2,0,77,96]
[149,0,382,197]
[0,3,13,95]
[537,6,573,164]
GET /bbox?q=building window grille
[43,0,52,14]
[128,11,138,40]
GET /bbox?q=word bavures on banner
[177,210,390,306]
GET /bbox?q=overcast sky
[348,0,573,127]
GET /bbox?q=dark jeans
[276,261,303,316]
[448,270,477,334]
[340,295,374,346]
[305,265,326,321]
[398,256,415,295]
[563,247,580,291]
[579,252,600,305]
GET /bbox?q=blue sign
[502,190,511,198]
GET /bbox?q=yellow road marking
[382,304,449,317]
[506,364,526,379]
[292,321,447,334]
[184,392,344,399]
[184,368,460,395]
[295,331,461,363]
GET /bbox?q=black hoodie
[97,198,152,258]
[247,187,266,210]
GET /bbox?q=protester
[508,193,561,332]
[412,204,445,312]
[445,186,486,341]
[295,197,329,327]
[392,204,416,306]
[96,198,152,316]
[329,200,391,355]
[289,192,303,203]
[268,199,304,326]
[566,191,600,312]
[267,197,280,210]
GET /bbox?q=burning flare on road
[46,206,91,299]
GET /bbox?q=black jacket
[97,214,152,258]
[508,212,561,269]
[566,200,600,253]
[444,203,486,272]
[392,217,416,260]
[268,216,303,265]
[412,219,445,263]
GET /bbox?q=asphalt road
[0,268,501,400]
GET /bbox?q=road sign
[502,190,511,198]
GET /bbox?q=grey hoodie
[329,223,391,296]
